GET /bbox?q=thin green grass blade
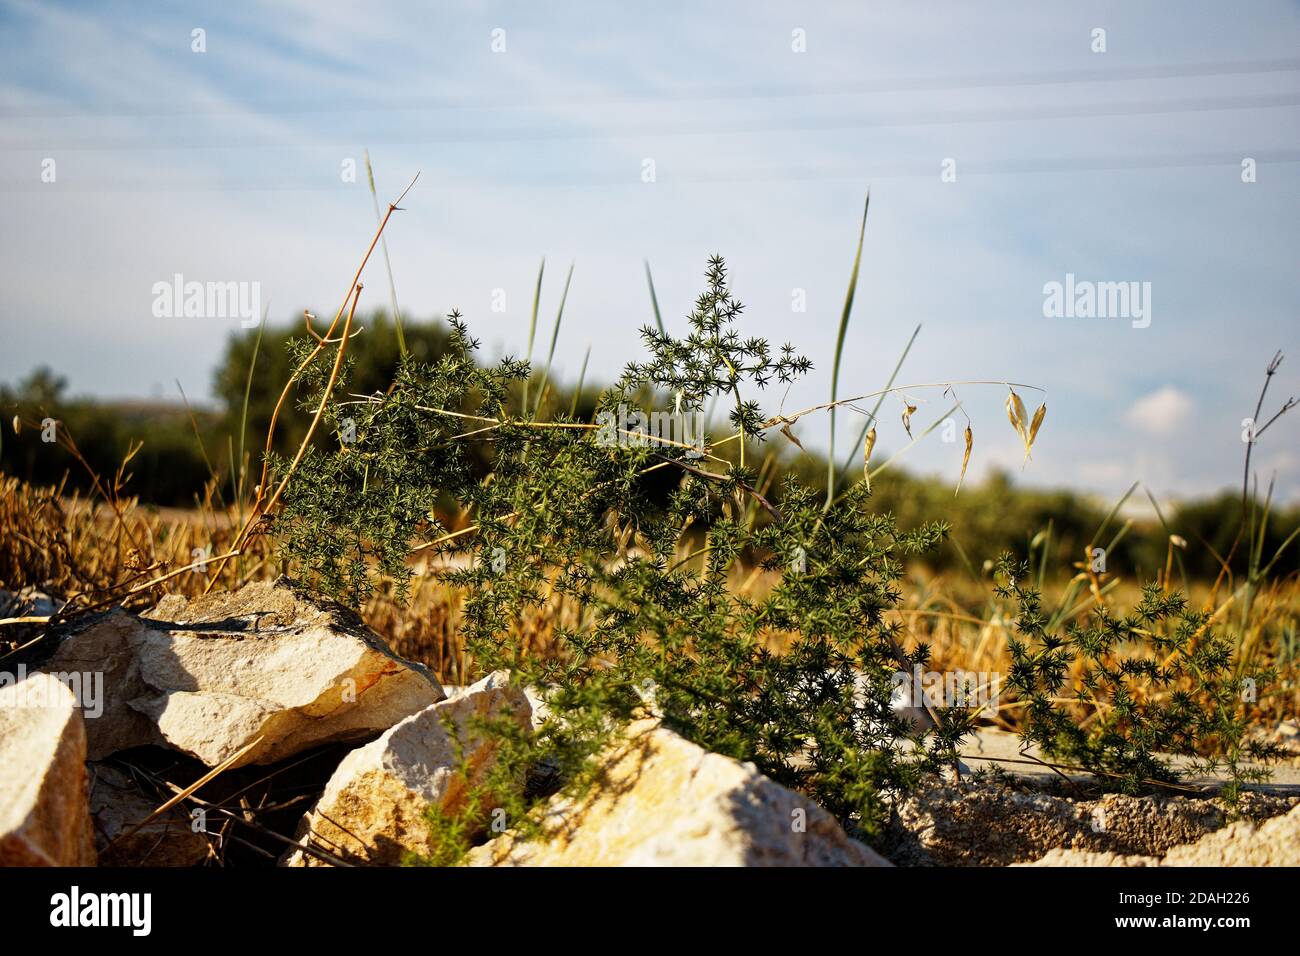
[1142,484,1187,592]
[237,306,267,512]
[1036,519,1053,592]
[1048,481,1137,626]
[521,257,545,413]
[1259,524,1300,578]
[1062,577,1122,620]
[1251,477,1274,574]
[535,262,574,416]
[570,344,592,419]
[1088,481,1139,550]
[227,433,238,511]
[364,149,407,359]
[1242,476,1276,628]
[175,380,220,508]
[1103,519,1133,559]
[838,322,921,489]
[1048,578,1085,630]
[826,189,870,508]
[948,534,980,583]
[644,260,666,336]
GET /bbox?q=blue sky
[1,1,1298,504]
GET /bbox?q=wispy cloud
[0,0,1297,501]
[1125,386,1195,436]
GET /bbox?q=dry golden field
[5,473,1295,737]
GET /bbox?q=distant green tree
[0,367,219,505]
[213,311,458,458]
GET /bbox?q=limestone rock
[285,670,531,866]
[1015,848,1160,867]
[466,720,889,867]
[445,683,552,731]
[39,577,443,767]
[880,783,1234,867]
[1017,801,1300,867]
[37,609,167,759]
[88,763,209,867]
[0,672,96,866]
[1163,802,1300,866]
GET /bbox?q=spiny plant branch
[1211,350,1296,601]
[204,173,420,590]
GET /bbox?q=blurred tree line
[2,312,1295,581]
[0,367,216,505]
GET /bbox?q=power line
[4,91,1299,152]
[4,56,1299,120]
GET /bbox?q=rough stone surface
[1016,849,1161,867]
[1019,805,1300,867]
[39,578,444,767]
[466,720,889,867]
[0,672,96,866]
[1162,802,1300,866]
[878,783,1292,866]
[444,682,552,731]
[285,670,531,866]
[37,609,167,759]
[88,763,209,867]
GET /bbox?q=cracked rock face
[1025,802,1300,867]
[1161,803,1300,865]
[467,719,889,867]
[885,781,1297,867]
[38,578,444,768]
[0,672,96,866]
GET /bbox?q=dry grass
[0,474,570,688]
[0,475,274,615]
[5,474,1294,738]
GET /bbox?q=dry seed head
[1006,390,1027,440]
[780,423,805,451]
[1028,403,1047,446]
[1020,400,1046,465]
[902,404,917,439]
[955,425,973,496]
[863,426,877,490]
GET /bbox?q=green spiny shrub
[271,255,1275,863]
[997,554,1282,802]
[273,256,972,859]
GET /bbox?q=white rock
[0,672,96,866]
[467,720,890,867]
[1163,803,1300,867]
[1018,803,1300,867]
[39,578,444,767]
[285,670,531,866]
[1015,848,1160,867]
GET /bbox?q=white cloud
[1076,458,1134,486]
[1125,386,1194,437]
[1,1,1298,503]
